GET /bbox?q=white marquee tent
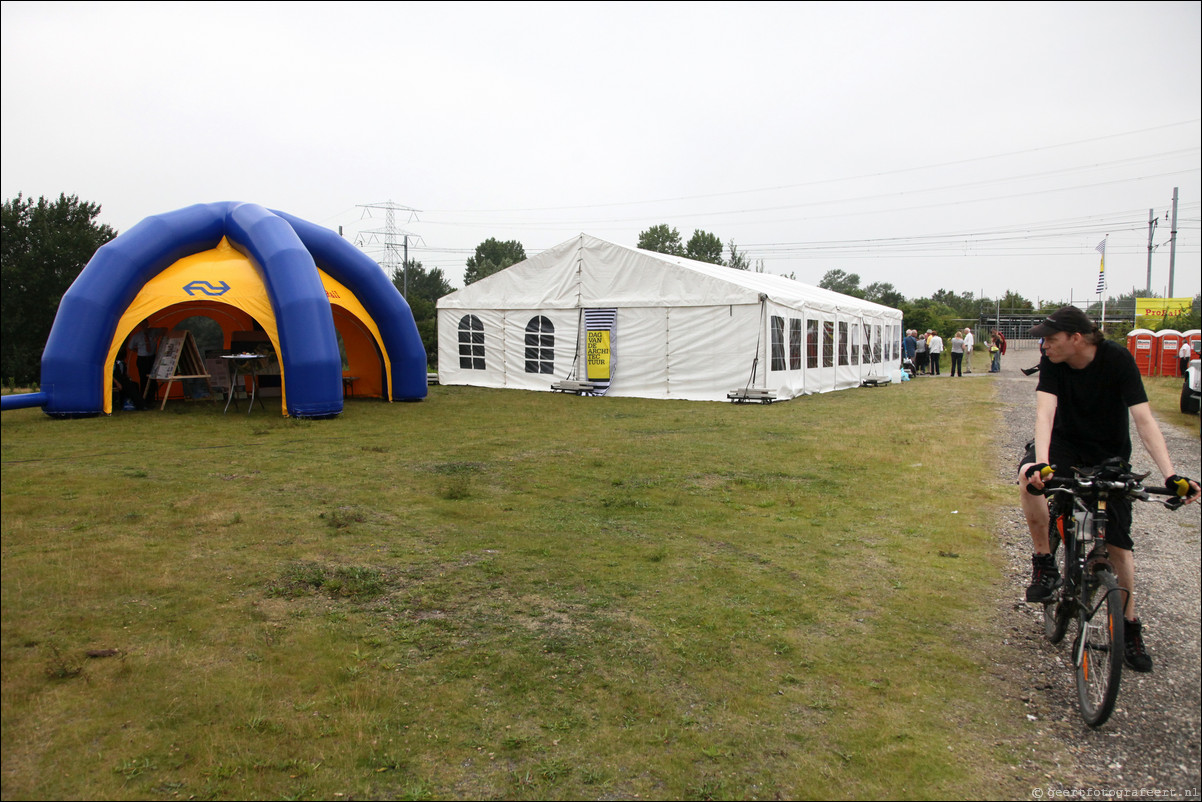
[436,234,903,402]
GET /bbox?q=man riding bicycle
[1017,306,1200,673]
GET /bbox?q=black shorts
[1018,442,1133,551]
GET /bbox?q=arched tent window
[458,315,485,370]
[525,316,554,374]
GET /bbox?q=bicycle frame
[1052,488,1129,616]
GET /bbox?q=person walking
[949,330,964,377]
[963,328,975,373]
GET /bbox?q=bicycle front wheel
[1043,510,1071,643]
[1075,569,1124,728]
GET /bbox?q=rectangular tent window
[873,325,883,363]
[770,315,786,371]
[807,319,819,368]
[789,318,802,370]
[838,321,849,366]
[823,321,834,368]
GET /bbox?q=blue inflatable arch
[2,202,427,418]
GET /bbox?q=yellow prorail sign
[1135,298,1193,324]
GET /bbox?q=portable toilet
[1156,330,1184,377]
[1180,329,1201,374]
[1126,328,1157,376]
[1185,329,1201,356]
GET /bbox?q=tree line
[3,198,1198,386]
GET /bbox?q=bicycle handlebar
[1029,470,1188,509]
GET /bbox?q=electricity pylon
[356,200,423,296]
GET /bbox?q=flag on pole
[1095,238,1107,294]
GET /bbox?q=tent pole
[568,306,584,381]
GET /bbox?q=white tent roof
[439,233,896,317]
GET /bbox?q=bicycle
[1028,458,1188,728]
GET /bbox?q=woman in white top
[927,331,944,375]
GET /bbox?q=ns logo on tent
[183,280,231,297]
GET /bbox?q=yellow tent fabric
[321,270,390,400]
[104,238,390,413]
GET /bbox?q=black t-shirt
[1036,340,1148,465]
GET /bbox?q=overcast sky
[3,1,1199,305]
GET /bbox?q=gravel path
[979,343,1201,799]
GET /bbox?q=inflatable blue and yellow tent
[2,202,427,417]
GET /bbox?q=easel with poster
[146,329,211,410]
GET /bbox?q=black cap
[1028,306,1097,337]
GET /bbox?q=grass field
[0,376,1106,800]
[1142,374,1202,434]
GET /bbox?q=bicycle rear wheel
[1043,508,1071,643]
[1075,569,1124,727]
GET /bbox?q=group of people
[905,329,940,375]
[901,327,1015,377]
[903,327,980,377]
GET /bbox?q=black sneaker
[1025,553,1060,603]
[1124,618,1153,673]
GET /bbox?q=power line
[408,167,1199,233]
[418,119,1201,214]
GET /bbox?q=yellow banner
[586,330,612,381]
[1136,297,1193,323]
